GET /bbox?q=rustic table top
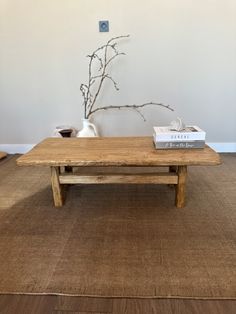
[17,137,221,167]
[0,151,7,160]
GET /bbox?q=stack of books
[153,126,206,149]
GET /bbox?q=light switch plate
[99,21,109,32]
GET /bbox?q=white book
[153,125,206,141]
[153,138,205,149]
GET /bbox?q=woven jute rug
[0,154,236,299]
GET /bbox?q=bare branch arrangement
[80,35,174,120]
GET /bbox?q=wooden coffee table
[17,137,221,208]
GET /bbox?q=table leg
[51,166,64,207]
[175,165,187,208]
[168,166,178,188]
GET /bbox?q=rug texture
[0,155,236,298]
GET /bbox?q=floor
[1,154,236,313]
[0,295,236,314]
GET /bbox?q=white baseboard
[0,143,236,154]
[0,144,36,154]
[207,143,236,153]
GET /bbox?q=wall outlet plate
[99,20,109,32]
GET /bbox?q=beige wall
[0,0,236,145]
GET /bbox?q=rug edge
[0,292,236,300]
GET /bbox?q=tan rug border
[1,292,236,300]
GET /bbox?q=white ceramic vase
[77,118,98,137]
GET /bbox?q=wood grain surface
[51,166,64,207]
[176,166,187,208]
[59,173,178,185]
[17,137,221,167]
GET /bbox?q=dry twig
[80,35,174,120]
[89,102,174,121]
